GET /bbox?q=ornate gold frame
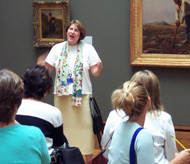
[32,1,70,47]
[130,0,190,68]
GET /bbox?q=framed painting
[32,1,70,47]
[130,0,190,68]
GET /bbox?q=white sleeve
[164,115,178,161]
[101,110,127,158]
[45,44,61,67]
[101,111,116,148]
[88,45,102,67]
[101,110,118,159]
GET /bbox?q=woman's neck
[128,111,146,127]
[68,41,78,46]
[24,98,43,102]
[0,120,18,128]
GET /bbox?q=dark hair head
[66,20,86,42]
[0,69,24,125]
[111,80,149,118]
[23,65,53,100]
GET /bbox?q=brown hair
[131,70,163,116]
[111,80,149,119]
[0,69,24,125]
[66,20,86,42]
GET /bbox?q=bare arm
[169,149,190,164]
[45,62,55,73]
[37,51,49,66]
[90,62,103,77]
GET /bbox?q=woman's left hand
[90,62,103,77]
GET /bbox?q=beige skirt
[54,95,94,155]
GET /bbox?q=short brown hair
[0,69,24,125]
[23,65,53,100]
[66,20,86,42]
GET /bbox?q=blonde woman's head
[131,70,163,115]
[111,80,149,119]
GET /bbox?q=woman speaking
[45,20,102,163]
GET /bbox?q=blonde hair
[131,70,163,116]
[111,80,149,118]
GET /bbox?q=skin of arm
[45,62,55,73]
[90,62,103,77]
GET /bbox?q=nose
[70,29,74,33]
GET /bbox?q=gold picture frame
[32,1,70,47]
[130,0,190,68]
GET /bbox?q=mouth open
[69,35,75,39]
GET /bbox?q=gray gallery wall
[0,0,190,126]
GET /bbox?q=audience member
[16,65,67,153]
[102,70,189,164]
[131,70,177,163]
[0,69,50,164]
[108,80,154,163]
[101,109,128,158]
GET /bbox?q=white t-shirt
[45,41,101,94]
[101,109,129,158]
[144,112,178,164]
[102,110,177,163]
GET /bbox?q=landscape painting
[143,0,190,54]
[130,0,190,68]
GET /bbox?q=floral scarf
[56,41,83,106]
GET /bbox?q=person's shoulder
[108,110,120,118]
[81,41,94,49]
[40,102,63,125]
[146,110,172,121]
[19,124,42,134]
[137,128,153,141]
[20,125,45,142]
[13,124,43,140]
[108,109,127,121]
[21,100,62,119]
[159,111,172,120]
[40,102,62,116]
[140,128,152,135]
